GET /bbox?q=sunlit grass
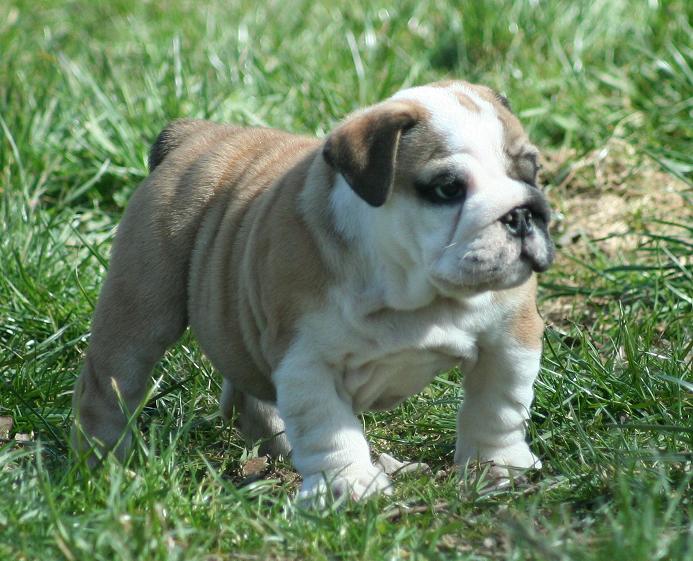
[1,1,691,559]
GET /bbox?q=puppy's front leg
[455,340,543,477]
[275,342,391,503]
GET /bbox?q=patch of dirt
[543,138,688,257]
[538,138,690,325]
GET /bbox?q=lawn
[0,1,691,559]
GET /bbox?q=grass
[0,0,691,559]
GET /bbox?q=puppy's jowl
[72,81,554,501]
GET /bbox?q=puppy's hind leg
[71,186,190,465]
[220,379,292,459]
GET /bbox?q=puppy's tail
[148,119,208,172]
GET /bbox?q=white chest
[343,344,462,412]
[309,292,498,413]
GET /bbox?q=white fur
[331,174,444,309]
[274,333,392,502]
[455,343,542,472]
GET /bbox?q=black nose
[501,207,533,237]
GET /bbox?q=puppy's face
[324,81,554,296]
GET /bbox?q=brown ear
[322,101,421,207]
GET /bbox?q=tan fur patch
[183,128,327,401]
[496,275,544,350]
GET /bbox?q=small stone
[241,455,268,478]
[0,417,12,440]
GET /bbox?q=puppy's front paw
[455,440,542,476]
[297,464,392,506]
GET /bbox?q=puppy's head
[323,81,554,298]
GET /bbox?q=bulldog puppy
[72,80,554,501]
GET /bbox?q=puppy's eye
[415,174,467,204]
[433,181,465,202]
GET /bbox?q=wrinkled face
[324,81,554,302]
